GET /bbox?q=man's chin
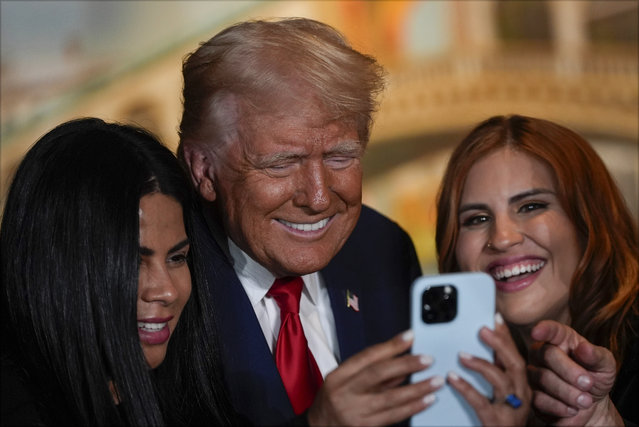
[267,251,336,277]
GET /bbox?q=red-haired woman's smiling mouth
[487,259,546,293]
[490,260,545,281]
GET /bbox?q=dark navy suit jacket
[195,205,422,426]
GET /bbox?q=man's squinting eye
[258,155,299,175]
[265,163,297,177]
[325,156,356,169]
[267,163,295,171]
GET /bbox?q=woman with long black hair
[1,118,234,425]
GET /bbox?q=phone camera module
[422,285,458,324]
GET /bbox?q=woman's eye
[519,202,548,213]
[461,215,489,227]
[168,253,188,265]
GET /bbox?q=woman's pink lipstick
[137,316,173,345]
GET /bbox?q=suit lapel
[323,253,366,362]
[195,213,294,424]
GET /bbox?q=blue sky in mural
[1,1,259,75]
[404,1,450,56]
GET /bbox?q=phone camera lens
[422,285,458,324]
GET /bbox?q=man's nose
[293,162,331,212]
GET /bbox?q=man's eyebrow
[261,152,301,163]
[326,140,363,155]
[139,238,189,257]
[251,139,363,167]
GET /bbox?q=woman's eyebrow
[139,238,189,256]
[458,189,555,214]
[139,246,154,256]
[459,203,488,214]
[169,239,190,253]
[509,188,555,204]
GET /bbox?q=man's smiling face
[209,100,363,277]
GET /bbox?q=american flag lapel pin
[346,289,360,312]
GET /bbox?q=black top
[611,316,639,426]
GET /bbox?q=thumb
[572,340,616,374]
[531,320,580,353]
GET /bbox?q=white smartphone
[409,272,496,426]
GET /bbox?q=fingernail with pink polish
[402,329,414,342]
[420,355,434,366]
[423,393,436,405]
[447,371,459,381]
[459,351,472,360]
[577,375,591,389]
[430,375,445,388]
[495,312,504,325]
[577,394,592,408]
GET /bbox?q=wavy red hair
[436,115,638,365]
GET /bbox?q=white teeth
[492,261,545,281]
[279,218,329,231]
[138,322,167,332]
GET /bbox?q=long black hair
[1,118,232,425]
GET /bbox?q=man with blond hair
[179,18,441,426]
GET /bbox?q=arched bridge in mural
[369,46,637,153]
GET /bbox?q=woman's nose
[138,266,178,305]
[488,214,524,250]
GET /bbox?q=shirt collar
[227,237,321,306]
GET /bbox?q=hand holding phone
[409,272,495,426]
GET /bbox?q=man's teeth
[279,218,329,231]
[492,261,545,280]
[138,322,167,332]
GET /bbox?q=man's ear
[182,144,217,202]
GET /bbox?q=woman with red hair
[435,115,638,425]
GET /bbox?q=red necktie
[268,277,323,415]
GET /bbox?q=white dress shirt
[228,238,340,378]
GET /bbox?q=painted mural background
[2,1,637,272]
